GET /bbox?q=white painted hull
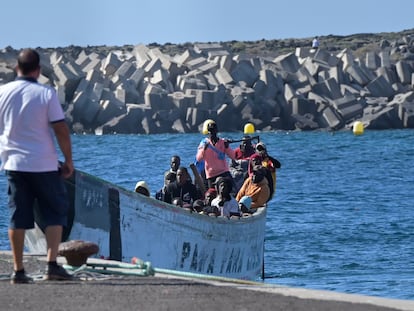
[25,169,266,280]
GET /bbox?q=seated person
[163,167,201,205]
[134,181,150,197]
[236,165,270,209]
[164,155,181,183]
[196,187,218,215]
[155,171,176,201]
[255,142,281,200]
[211,177,240,218]
[234,136,256,160]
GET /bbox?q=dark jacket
[163,180,200,204]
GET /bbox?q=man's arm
[51,120,74,178]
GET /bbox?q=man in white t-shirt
[0,48,74,284]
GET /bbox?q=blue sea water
[0,129,413,300]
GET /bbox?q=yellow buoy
[244,123,255,134]
[202,119,216,135]
[353,121,364,135]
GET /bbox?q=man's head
[252,165,266,184]
[170,155,180,172]
[164,172,176,186]
[202,119,217,135]
[176,167,190,185]
[17,48,40,76]
[256,142,268,157]
[135,181,150,196]
[204,188,217,205]
[214,177,232,197]
[240,136,254,154]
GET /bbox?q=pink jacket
[196,138,235,179]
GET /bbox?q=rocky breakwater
[0,36,413,134]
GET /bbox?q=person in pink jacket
[196,120,236,189]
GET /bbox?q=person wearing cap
[163,167,201,205]
[135,180,150,197]
[255,142,281,200]
[236,165,270,209]
[196,119,236,189]
[211,177,240,218]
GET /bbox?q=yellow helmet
[202,119,216,135]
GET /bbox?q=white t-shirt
[211,196,240,217]
[0,79,65,172]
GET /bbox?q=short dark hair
[17,48,40,75]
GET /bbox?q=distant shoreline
[1,28,413,134]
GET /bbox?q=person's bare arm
[51,121,74,178]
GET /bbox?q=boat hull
[25,169,267,280]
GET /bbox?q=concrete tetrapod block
[337,48,355,71]
[111,61,136,86]
[188,89,216,110]
[0,64,15,81]
[53,63,82,101]
[362,105,401,129]
[313,49,339,67]
[81,57,102,73]
[127,68,145,88]
[186,107,214,129]
[321,106,342,129]
[103,52,122,76]
[95,104,149,134]
[75,50,90,67]
[186,57,208,70]
[335,100,365,121]
[346,63,371,86]
[144,58,162,76]
[375,66,398,84]
[150,69,173,92]
[231,60,259,87]
[365,75,395,98]
[204,72,219,89]
[168,91,195,110]
[379,50,391,68]
[399,101,414,127]
[215,67,234,85]
[291,113,319,130]
[325,77,343,100]
[396,60,412,84]
[179,76,207,92]
[219,55,234,71]
[365,51,380,70]
[291,98,317,115]
[273,52,301,73]
[133,44,151,68]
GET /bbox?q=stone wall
[0,36,413,134]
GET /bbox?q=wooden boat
[25,167,267,281]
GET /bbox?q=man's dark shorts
[6,170,69,229]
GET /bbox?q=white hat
[256,142,266,151]
[135,181,150,193]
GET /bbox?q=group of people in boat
[135,119,281,218]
